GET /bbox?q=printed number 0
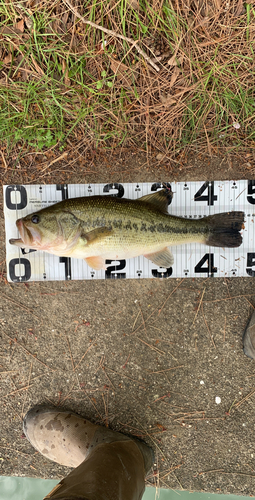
[5,185,27,210]
[9,258,31,282]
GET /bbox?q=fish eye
[31,215,40,224]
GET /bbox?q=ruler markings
[3,181,254,282]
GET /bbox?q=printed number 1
[194,182,217,206]
[57,185,71,280]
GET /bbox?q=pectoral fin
[84,256,106,270]
[81,227,112,245]
[144,248,174,268]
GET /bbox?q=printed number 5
[247,180,255,205]
[246,253,255,277]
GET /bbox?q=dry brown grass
[0,0,254,157]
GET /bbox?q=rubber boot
[23,406,153,500]
[243,310,255,359]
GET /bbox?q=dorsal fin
[138,188,173,213]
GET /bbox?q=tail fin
[205,211,244,248]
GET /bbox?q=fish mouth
[9,218,39,248]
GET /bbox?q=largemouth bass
[9,188,244,270]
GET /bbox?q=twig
[102,392,108,427]
[1,384,34,398]
[21,362,33,417]
[132,309,141,330]
[199,469,255,478]
[192,288,206,326]
[0,371,19,375]
[74,343,94,371]
[201,304,216,348]
[139,304,147,334]
[101,365,115,390]
[0,150,8,170]
[107,367,147,387]
[203,294,255,303]
[2,331,56,371]
[158,279,185,315]
[0,292,39,318]
[147,365,184,374]
[66,335,75,371]
[80,387,104,420]
[131,279,185,335]
[62,0,160,72]
[234,388,255,408]
[137,337,165,355]
[135,417,167,459]
[41,152,68,172]
[58,382,77,406]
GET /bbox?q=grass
[0,0,254,157]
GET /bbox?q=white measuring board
[3,181,255,282]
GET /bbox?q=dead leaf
[156,153,164,160]
[110,58,136,87]
[1,26,23,36]
[30,54,44,75]
[168,54,184,67]
[169,66,180,88]
[159,92,176,106]
[234,0,245,16]
[127,0,139,8]
[24,15,33,30]
[62,59,70,86]
[4,53,12,65]
[15,19,24,32]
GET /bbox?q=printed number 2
[105,260,126,279]
[194,182,217,206]
[246,253,255,277]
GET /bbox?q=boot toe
[23,406,97,468]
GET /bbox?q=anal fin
[84,256,106,270]
[144,248,174,268]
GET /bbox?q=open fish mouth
[9,219,35,248]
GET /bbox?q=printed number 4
[194,182,217,206]
[195,254,217,275]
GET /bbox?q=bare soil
[0,150,255,495]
